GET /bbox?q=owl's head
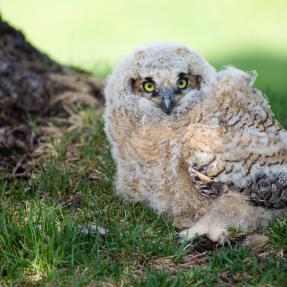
[105,43,217,119]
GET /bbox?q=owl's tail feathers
[217,66,257,90]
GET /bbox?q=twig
[12,154,27,176]
[0,171,30,181]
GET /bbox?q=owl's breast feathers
[184,68,287,209]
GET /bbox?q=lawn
[0,94,287,286]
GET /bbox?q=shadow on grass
[211,51,287,126]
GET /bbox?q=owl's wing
[185,67,287,209]
[189,166,287,209]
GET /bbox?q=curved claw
[178,224,231,245]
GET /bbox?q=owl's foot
[179,223,230,245]
[178,192,271,245]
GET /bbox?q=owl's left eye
[177,78,188,89]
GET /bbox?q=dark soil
[0,20,104,178]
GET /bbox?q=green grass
[1,104,287,286]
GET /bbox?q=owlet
[104,43,287,243]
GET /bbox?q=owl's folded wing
[190,166,287,209]
[185,67,287,209]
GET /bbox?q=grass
[1,100,287,286]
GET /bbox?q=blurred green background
[1,0,287,120]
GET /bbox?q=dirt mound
[0,20,104,179]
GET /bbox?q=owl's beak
[159,88,174,114]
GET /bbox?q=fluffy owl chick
[104,43,287,243]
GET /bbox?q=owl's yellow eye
[143,81,156,93]
[177,78,188,89]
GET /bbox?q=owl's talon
[179,225,207,242]
[179,223,230,244]
[217,232,231,246]
[176,232,189,242]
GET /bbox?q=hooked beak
[159,88,174,114]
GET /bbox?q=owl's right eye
[143,81,156,93]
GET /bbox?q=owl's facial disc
[130,72,201,115]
